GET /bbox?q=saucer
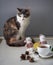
[39,52,53,58]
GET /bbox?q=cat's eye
[24,14,29,17]
[24,15,27,17]
[19,15,21,17]
[26,12,29,15]
[18,13,21,17]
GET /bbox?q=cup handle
[50,46,51,49]
[49,46,53,52]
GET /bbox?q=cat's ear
[26,7,30,12]
[17,8,22,12]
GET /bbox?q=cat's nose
[21,17,24,20]
[22,18,24,20]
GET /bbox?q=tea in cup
[37,44,51,56]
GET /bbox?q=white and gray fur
[3,8,30,46]
[16,9,30,39]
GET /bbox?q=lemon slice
[33,42,40,49]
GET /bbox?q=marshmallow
[39,34,46,42]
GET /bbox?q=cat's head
[17,8,30,21]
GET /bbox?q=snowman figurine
[24,37,34,54]
[39,34,47,44]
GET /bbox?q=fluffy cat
[3,8,30,46]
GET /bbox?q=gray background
[0,0,53,36]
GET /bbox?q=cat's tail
[6,38,35,47]
[6,38,26,47]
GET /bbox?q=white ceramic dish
[39,52,53,58]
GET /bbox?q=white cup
[37,44,51,56]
